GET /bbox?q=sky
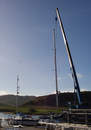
[0,0,91,96]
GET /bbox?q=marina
[0,112,91,130]
[0,2,91,130]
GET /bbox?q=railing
[67,109,91,125]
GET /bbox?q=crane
[55,8,88,109]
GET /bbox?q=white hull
[14,119,38,126]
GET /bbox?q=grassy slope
[23,91,91,108]
[0,95,36,106]
[0,91,91,115]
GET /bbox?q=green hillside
[0,95,36,106]
[23,91,91,108]
[0,91,91,108]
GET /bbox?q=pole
[53,29,58,107]
[16,75,19,114]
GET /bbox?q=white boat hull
[14,119,38,126]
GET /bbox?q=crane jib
[55,7,82,104]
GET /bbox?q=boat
[38,114,62,126]
[39,115,50,119]
[10,113,38,126]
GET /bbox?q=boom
[55,8,82,104]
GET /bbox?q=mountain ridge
[0,91,91,108]
[0,94,36,106]
[23,91,91,108]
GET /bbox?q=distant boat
[38,115,62,125]
[9,113,38,126]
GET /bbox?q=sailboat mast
[53,29,58,107]
[16,75,19,113]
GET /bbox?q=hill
[0,95,36,106]
[0,91,91,108]
[23,91,91,108]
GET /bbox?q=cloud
[57,77,62,80]
[52,88,88,94]
[53,77,62,81]
[68,73,84,79]
[68,74,72,79]
[52,90,65,94]
[81,88,88,91]
[0,90,8,95]
[51,91,56,94]
[61,90,74,93]
[76,73,84,78]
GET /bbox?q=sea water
[0,113,10,118]
[0,112,39,119]
[0,113,40,130]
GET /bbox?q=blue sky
[0,0,91,96]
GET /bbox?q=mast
[53,29,58,107]
[16,75,19,113]
[55,8,82,104]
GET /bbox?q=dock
[39,122,91,130]
[0,124,91,130]
[1,109,91,130]
[0,122,91,130]
[0,125,45,130]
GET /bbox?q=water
[0,113,40,130]
[0,113,11,118]
[0,112,39,119]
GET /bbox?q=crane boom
[55,8,82,104]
